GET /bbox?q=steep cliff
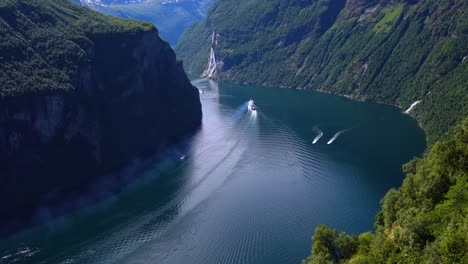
[176,0,467,144]
[0,0,202,232]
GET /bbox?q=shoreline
[190,74,427,139]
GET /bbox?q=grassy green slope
[304,118,468,264]
[0,0,154,97]
[176,0,468,144]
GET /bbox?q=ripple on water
[0,78,425,264]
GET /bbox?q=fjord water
[0,79,425,264]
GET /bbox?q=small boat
[248,99,257,111]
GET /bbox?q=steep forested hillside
[0,0,201,234]
[176,0,468,144]
[303,118,468,264]
[0,0,154,97]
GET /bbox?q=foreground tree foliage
[304,118,468,264]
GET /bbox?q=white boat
[248,99,257,111]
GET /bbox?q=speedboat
[248,99,257,111]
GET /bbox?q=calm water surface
[0,79,425,264]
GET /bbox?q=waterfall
[404,100,422,114]
[207,47,217,78]
[205,31,219,79]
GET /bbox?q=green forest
[0,0,154,97]
[1,0,466,262]
[304,118,468,264]
[176,0,468,145]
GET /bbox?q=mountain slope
[0,0,201,234]
[176,0,468,144]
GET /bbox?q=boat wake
[227,101,250,125]
[312,127,323,144]
[250,109,258,120]
[327,128,352,145]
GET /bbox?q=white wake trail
[327,128,352,145]
[312,127,323,144]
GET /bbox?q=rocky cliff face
[0,0,201,233]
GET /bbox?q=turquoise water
[0,79,425,264]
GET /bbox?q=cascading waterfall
[404,100,422,114]
[207,47,217,77]
[205,31,219,78]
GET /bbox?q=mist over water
[0,79,425,264]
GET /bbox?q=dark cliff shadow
[0,127,201,237]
